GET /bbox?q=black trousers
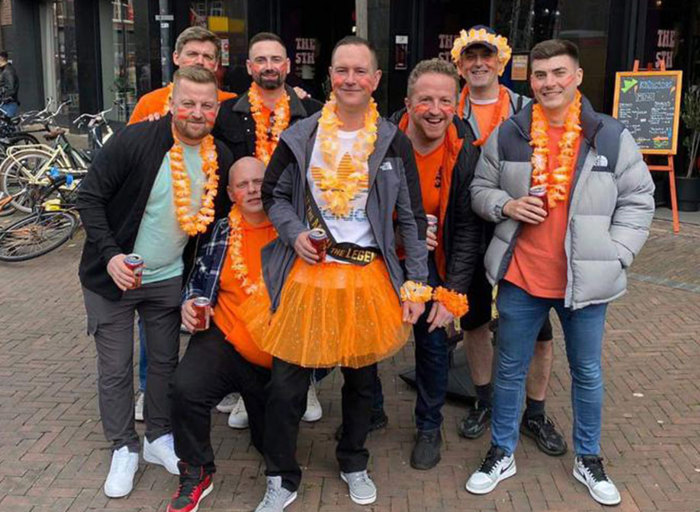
[172,323,270,473]
[264,357,375,491]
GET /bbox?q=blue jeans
[138,317,147,392]
[492,281,607,456]
[0,102,18,117]
[413,257,448,432]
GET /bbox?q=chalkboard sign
[612,70,682,155]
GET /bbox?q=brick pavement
[0,218,698,512]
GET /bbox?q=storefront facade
[0,0,697,122]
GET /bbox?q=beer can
[308,228,328,261]
[426,214,438,234]
[528,185,548,214]
[193,297,211,331]
[124,253,144,289]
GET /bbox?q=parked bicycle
[0,102,116,213]
[0,171,81,261]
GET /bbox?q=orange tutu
[240,258,411,369]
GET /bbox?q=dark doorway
[275,0,356,101]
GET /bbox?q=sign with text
[612,70,682,155]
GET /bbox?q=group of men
[77,23,654,512]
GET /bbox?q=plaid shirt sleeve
[182,218,230,304]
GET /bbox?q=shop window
[49,0,80,119]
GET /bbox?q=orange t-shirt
[213,217,277,368]
[128,85,237,125]
[471,99,510,142]
[504,126,581,299]
[414,144,444,217]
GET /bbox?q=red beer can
[426,214,438,234]
[124,253,144,289]
[308,228,328,261]
[529,185,548,214]
[193,297,210,331]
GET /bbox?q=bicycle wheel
[0,210,77,261]
[0,192,15,217]
[1,148,55,213]
[0,133,40,159]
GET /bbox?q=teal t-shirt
[133,143,205,284]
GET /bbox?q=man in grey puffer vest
[466,39,653,507]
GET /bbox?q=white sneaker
[466,446,516,494]
[227,396,249,429]
[104,446,139,498]
[216,392,241,413]
[134,391,144,422]
[143,433,179,475]
[302,383,322,423]
[573,455,621,506]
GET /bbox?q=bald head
[228,157,266,216]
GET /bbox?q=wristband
[432,286,469,317]
[400,281,433,303]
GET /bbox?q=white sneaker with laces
[465,446,516,495]
[143,433,179,475]
[573,455,621,506]
[340,470,377,505]
[227,396,249,429]
[216,392,241,413]
[104,446,139,498]
[302,383,322,423]
[134,390,144,422]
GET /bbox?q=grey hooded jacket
[261,112,429,311]
[471,95,654,310]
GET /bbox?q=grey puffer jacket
[471,95,654,310]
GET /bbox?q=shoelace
[478,446,505,475]
[173,477,200,500]
[348,471,372,487]
[529,415,558,438]
[259,480,281,507]
[581,456,609,483]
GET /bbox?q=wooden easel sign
[613,61,682,233]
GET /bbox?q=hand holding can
[124,254,144,289]
[528,185,548,214]
[193,297,211,331]
[308,228,329,261]
[426,214,438,234]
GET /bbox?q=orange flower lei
[400,281,433,303]
[314,92,379,217]
[530,91,582,209]
[170,131,220,236]
[432,287,469,317]
[249,83,291,165]
[227,205,262,295]
[458,85,510,146]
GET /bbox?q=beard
[173,117,211,142]
[254,71,284,90]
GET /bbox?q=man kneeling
[167,157,276,512]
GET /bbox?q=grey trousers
[82,276,182,451]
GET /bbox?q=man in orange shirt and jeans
[165,157,276,512]
[452,26,565,456]
[466,39,654,506]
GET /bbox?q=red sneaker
[166,465,213,512]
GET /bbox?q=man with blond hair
[78,67,233,499]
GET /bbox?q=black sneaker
[520,414,568,456]
[465,445,516,494]
[573,455,621,506]
[166,463,213,512]
[410,430,442,470]
[335,408,389,441]
[457,401,491,439]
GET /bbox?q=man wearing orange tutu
[389,58,482,469]
[254,36,429,511]
[165,157,276,512]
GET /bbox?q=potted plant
[679,85,700,211]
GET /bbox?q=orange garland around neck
[249,82,291,165]
[529,90,582,209]
[459,85,510,147]
[169,130,220,236]
[313,92,379,217]
[227,205,262,295]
